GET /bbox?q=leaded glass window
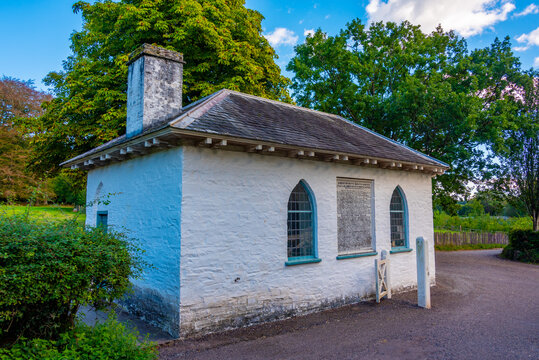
[390,188,407,248]
[287,182,315,259]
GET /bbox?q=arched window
[390,187,408,249]
[287,181,317,261]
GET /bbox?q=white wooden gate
[375,257,391,303]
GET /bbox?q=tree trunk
[534,215,538,232]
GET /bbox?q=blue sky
[1,0,538,92]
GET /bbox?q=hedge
[501,230,539,263]
[0,215,145,343]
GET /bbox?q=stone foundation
[121,286,180,337]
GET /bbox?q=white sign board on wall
[336,178,375,254]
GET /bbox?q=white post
[416,237,431,309]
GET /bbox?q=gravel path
[159,250,539,360]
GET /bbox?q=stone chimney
[126,44,185,138]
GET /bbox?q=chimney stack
[126,44,185,138]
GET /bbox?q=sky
[0,0,538,92]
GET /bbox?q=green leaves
[0,215,146,342]
[32,0,291,174]
[288,20,529,205]
[0,317,157,359]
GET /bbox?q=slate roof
[63,89,448,168]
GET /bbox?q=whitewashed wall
[86,148,183,336]
[179,147,435,335]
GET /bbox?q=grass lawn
[0,205,86,224]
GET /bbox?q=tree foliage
[30,0,291,173]
[287,21,526,204]
[0,77,51,127]
[510,134,539,231]
[0,126,40,202]
[50,173,86,206]
[496,72,539,230]
[0,77,52,202]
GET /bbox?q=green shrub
[433,211,532,233]
[0,215,145,343]
[501,230,539,263]
[0,317,157,360]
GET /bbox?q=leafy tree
[0,126,36,202]
[29,0,291,174]
[0,77,52,202]
[497,72,539,230]
[474,189,505,216]
[287,21,526,205]
[458,198,485,217]
[510,134,539,231]
[51,173,86,206]
[0,77,51,126]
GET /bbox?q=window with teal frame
[390,187,408,249]
[97,211,108,233]
[286,181,319,265]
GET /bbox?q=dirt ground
[158,250,539,360]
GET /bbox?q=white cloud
[264,28,299,47]
[299,19,304,24]
[513,46,529,52]
[515,26,539,51]
[325,14,331,19]
[534,57,539,67]
[515,3,538,17]
[365,0,516,37]
[304,29,315,37]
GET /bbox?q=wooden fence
[434,231,508,246]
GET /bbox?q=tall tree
[0,77,52,202]
[287,20,525,205]
[0,77,51,126]
[497,72,539,230]
[30,0,291,173]
[507,134,539,230]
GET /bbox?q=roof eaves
[169,128,446,171]
[60,125,171,166]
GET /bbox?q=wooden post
[381,249,391,300]
[375,250,391,303]
[416,237,431,309]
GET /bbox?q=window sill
[285,258,322,266]
[390,248,413,254]
[336,251,378,260]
